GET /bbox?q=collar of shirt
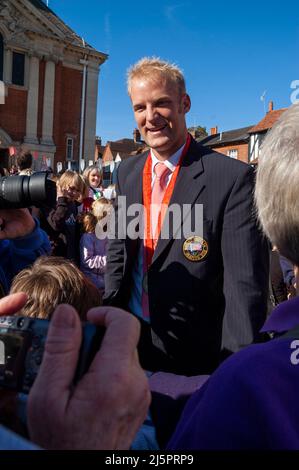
[150,141,186,186]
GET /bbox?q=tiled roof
[108,139,145,157]
[249,109,288,134]
[102,139,146,161]
[198,126,252,147]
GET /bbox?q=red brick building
[101,134,146,166]
[0,0,107,171]
[198,102,288,165]
[97,129,147,186]
[199,125,253,163]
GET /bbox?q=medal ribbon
[142,133,191,270]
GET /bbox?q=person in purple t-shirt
[168,104,299,450]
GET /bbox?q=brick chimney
[268,101,274,112]
[133,128,141,143]
[210,126,218,136]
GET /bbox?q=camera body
[0,316,104,393]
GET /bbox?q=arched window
[0,33,3,81]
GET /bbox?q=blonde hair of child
[10,256,102,320]
[92,197,112,221]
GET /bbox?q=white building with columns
[0,0,107,171]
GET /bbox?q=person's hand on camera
[0,209,35,240]
[0,293,28,432]
[0,292,28,315]
[27,305,151,450]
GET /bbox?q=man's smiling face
[130,76,191,160]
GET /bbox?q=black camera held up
[0,316,104,393]
[0,172,57,210]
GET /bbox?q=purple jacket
[168,297,299,450]
[80,232,107,290]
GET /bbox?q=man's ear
[183,94,191,113]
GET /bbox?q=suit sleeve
[103,167,126,305]
[221,165,269,354]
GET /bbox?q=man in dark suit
[104,57,269,375]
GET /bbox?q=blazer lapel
[125,152,147,208]
[152,139,206,263]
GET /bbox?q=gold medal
[183,236,208,262]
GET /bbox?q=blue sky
[49,0,299,144]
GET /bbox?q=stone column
[41,58,55,145]
[83,64,99,164]
[3,48,12,83]
[25,55,39,144]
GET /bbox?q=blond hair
[255,104,299,265]
[59,170,87,195]
[10,256,102,320]
[83,165,102,186]
[92,197,112,220]
[82,212,97,233]
[127,57,186,97]
[81,198,112,235]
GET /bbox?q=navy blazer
[104,138,269,375]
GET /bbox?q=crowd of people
[0,57,298,451]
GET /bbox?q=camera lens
[0,172,57,209]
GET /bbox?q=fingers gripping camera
[0,316,104,393]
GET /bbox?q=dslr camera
[0,316,104,393]
[0,172,56,209]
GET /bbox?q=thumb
[29,305,81,407]
[0,293,28,316]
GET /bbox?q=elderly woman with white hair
[167,104,299,450]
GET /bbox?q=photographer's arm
[28,305,151,450]
[0,209,35,240]
[0,209,51,292]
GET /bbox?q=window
[102,164,111,188]
[227,149,238,159]
[12,52,25,86]
[66,137,74,160]
[0,34,3,82]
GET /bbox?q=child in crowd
[10,256,102,320]
[40,170,87,263]
[80,197,111,293]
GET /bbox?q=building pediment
[0,0,60,46]
[0,0,107,63]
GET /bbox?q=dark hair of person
[16,152,33,171]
